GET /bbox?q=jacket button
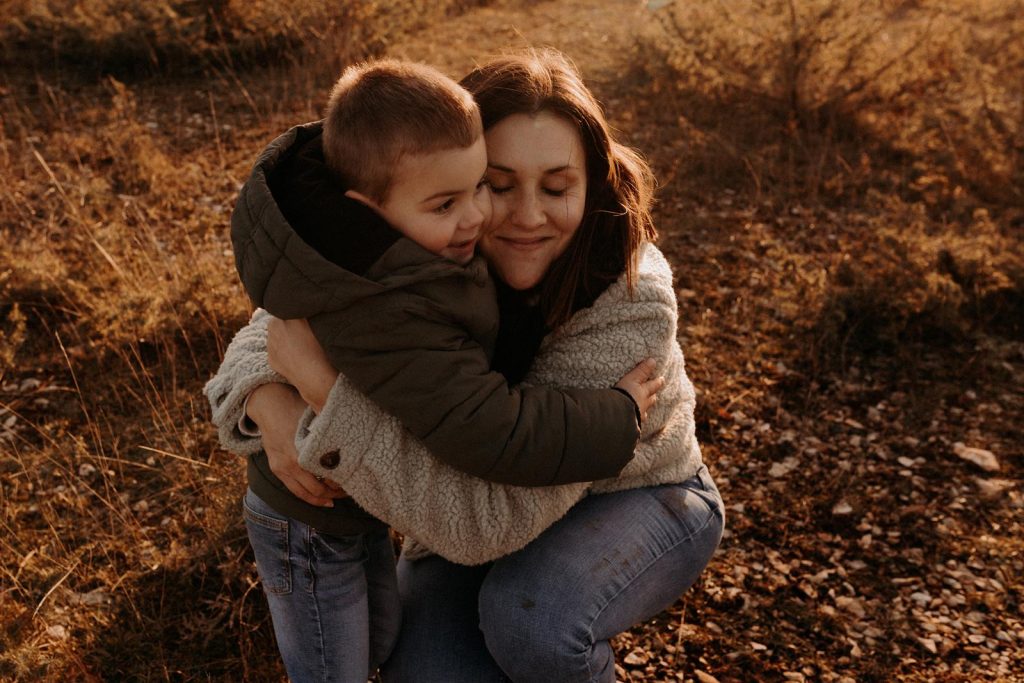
[319,451,341,469]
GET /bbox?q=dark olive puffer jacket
[230,121,639,488]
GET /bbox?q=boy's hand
[246,382,347,507]
[266,317,338,413]
[614,358,665,426]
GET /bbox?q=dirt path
[393,0,649,105]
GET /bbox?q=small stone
[769,457,798,478]
[975,478,1015,498]
[968,634,987,644]
[918,637,937,654]
[45,624,68,640]
[19,378,41,392]
[783,673,806,682]
[750,641,767,651]
[69,589,110,606]
[694,671,721,683]
[897,456,916,468]
[953,443,1000,472]
[78,463,97,478]
[910,591,932,607]
[832,500,854,515]
[623,649,647,666]
[835,596,867,619]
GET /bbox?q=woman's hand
[246,382,347,507]
[614,358,665,425]
[266,317,338,413]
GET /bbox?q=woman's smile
[480,110,588,291]
[495,235,554,249]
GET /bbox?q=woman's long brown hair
[461,49,657,329]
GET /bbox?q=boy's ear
[344,189,380,210]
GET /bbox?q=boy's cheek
[478,191,496,231]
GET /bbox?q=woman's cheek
[476,187,494,230]
[486,192,513,231]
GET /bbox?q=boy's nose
[462,199,486,231]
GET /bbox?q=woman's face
[479,110,588,291]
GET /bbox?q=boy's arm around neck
[309,269,639,487]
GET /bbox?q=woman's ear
[344,189,380,210]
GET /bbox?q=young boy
[226,60,651,681]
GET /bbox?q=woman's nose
[512,191,545,229]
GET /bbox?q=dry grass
[1,0,1021,680]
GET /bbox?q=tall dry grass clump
[644,0,1023,370]
[0,1,502,678]
[0,70,262,681]
[648,0,1023,207]
[1,0,493,78]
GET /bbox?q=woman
[208,49,723,681]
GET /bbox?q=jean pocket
[243,493,292,595]
[313,531,370,565]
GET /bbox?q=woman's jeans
[381,466,724,683]
[243,488,401,683]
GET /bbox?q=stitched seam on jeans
[243,498,292,595]
[307,527,330,681]
[242,499,289,532]
[583,504,722,681]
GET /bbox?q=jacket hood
[230,120,488,320]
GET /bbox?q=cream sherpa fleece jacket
[206,243,703,565]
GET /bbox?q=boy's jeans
[381,466,725,683]
[243,488,401,683]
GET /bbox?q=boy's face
[353,136,490,265]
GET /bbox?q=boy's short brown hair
[323,59,483,203]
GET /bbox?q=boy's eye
[433,198,455,214]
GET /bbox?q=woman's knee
[478,570,598,682]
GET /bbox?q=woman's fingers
[271,454,349,507]
[246,380,348,506]
[614,358,665,424]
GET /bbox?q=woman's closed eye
[543,186,568,197]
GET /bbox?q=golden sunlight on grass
[1,0,1021,680]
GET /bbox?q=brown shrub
[644,0,1023,212]
[810,198,1024,370]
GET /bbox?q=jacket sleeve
[294,374,587,565]
[294,249,683,564]
[310,295,639,487]
[203,309,286,455]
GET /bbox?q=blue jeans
[243,488,401,683]
[380,466,724,682]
